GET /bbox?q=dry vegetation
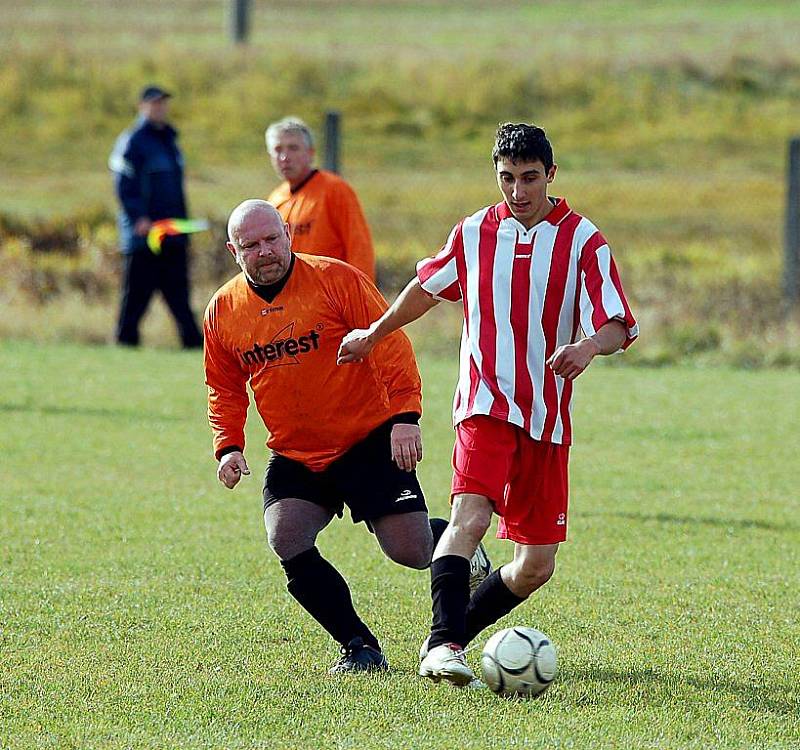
[1,1,799,364]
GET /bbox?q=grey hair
[265,116,315,152]
[227,199,281,244]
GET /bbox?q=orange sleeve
[203,300,251,459]
[331,267,421,416]
[328,181,376,281]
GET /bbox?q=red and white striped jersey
[416,198,638,445]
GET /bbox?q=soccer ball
[480,626,557,697]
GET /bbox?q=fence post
[785,137,800,310]
[324,111,341,174]
[229,0,250,44]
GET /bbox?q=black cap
[139,85,172,103]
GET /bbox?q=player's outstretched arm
[546,319,627,380]
[217,451,251,490]
[337,278,438,364]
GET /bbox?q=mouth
[511,201,530,211]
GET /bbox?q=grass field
[1,340,798,749]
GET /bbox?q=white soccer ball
[480,626,557,697]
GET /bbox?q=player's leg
[501,542,558,596]
[418,493,493,685]
[427,493,494,646]
[333,421,476,569]
[462,436,569,645]
[157,237,203,349]
[372,512,488,580]
[331,419,434,569]
[263,454,387,673]
[370,511,433,569]
[420,415,514,685]
[116,250,156,345]
[462,543,557,647]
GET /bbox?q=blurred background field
[1,0,800,366]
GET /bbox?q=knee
[266,525,313,562]
[388,546,432,570]
[508,558,556,597]
[384,535,433,570]
[450,505,492,544]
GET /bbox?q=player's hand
[546,338,601,380]
[133,217,153,237]
[217,451,250,489]
[390,424,423,472]
[337,326,377,364]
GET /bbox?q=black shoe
[329,637,389,674]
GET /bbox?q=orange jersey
[203,254,421,471]
[267,170,376,280]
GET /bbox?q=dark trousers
[116,242,203,348]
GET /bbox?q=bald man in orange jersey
[266,117,375,280]
[204,200,488,673]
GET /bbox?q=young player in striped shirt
[338,123,638,686]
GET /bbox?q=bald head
[227,199,283,246]
[225,199,293,286]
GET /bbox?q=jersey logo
[556,513,566,526]
[239,322,321,369]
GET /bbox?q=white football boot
[419,643,475,686]
[468,542,492,596]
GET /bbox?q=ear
[547,164,558,183]
[226,241,238,258]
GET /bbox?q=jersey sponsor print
[204,254,421,470]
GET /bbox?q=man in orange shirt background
[204,199,489,674]
[265,117,376,281]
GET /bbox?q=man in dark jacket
[108,85,203,348]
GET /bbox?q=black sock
[428,554,471,649]
[280,547,380,651]
[464,567,526,645]
[429,517,449,549]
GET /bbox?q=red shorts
[451,415,569,545]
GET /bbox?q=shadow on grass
[0,401,190,423]
[583,510,793,533]
[572,665,798,717]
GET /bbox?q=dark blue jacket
[109,116,188,253]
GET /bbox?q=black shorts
[263,420,427,525]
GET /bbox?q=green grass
[1,340,798,748]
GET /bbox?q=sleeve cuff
[215,445,243,461]
[389,411,420,426]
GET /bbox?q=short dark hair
[492,123,554,172]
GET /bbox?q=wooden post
[324,111,341,174]
[785,137,800,309]
[229,0,250,44]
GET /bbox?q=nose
[511,181,523,200]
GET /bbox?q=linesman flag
[147,218,210,254]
